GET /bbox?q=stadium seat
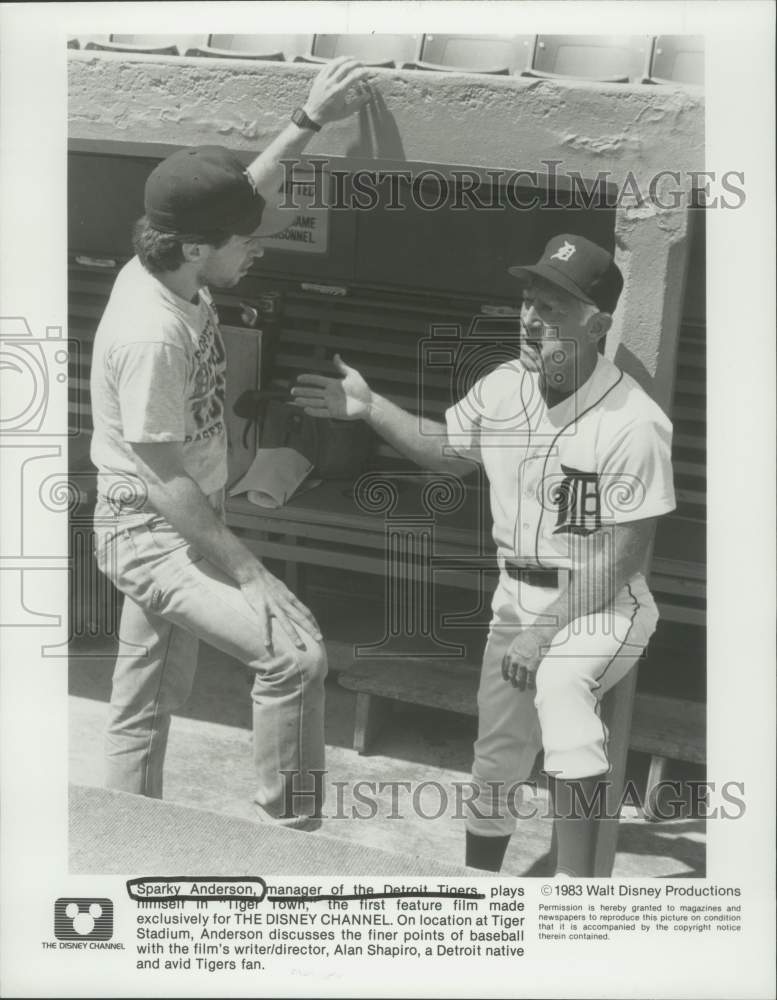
[86,35,207,56]
[186,46,282,61]
[407,33,535,74]
[522,34,653,83]
[645,35,704,86]
[296,54,396,69]
[70,35,111,49]
[307,33,422,66]
[402,62,510,76]
[86,40,178,56]
[186,34,313,60]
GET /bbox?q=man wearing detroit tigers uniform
[292,234,675,875]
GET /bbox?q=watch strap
[291,107,322,132]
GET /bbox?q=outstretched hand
[291,354,373,420]
[304,57,372,125]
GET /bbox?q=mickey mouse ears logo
[54,898,113,940]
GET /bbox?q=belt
[504,561,559,588]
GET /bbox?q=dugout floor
[68,632,705,879]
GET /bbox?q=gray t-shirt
[90,256,228,524]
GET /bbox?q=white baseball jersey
[445,353,676,574]
[445,354,677,830]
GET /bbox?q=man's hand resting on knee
[129,441,320,653]
[502,628,554,692]
[239,569,321,652]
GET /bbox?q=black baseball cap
[508,234,624,314]
[144,145,288,238]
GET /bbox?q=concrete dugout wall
[68,51,705,413]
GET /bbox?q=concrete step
[70,783,480,877]
[70,675,705,879]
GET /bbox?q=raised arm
[292,354,476,477]
[246,57,370,200]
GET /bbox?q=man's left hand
[304,56,372,125]
[501,629,552,691]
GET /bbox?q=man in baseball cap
[143,144,290,240]
[509,233,624,314]
[292,229,675,876]
[131,141,299,295]
[90,58,369,827]
[507,233,624,404]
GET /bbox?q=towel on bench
[229,447,320,508]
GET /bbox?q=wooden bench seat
[228,488,706,628]
[219,292,706,628]
[69,257,706,630]
[337,656,706,822]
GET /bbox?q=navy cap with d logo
[508,234,624,314]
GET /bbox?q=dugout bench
[68,260,705,873]
[69,260,706,868]
[67,141,706,875]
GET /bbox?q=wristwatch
[291,107,322,132]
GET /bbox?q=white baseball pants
[467,571,659,837]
